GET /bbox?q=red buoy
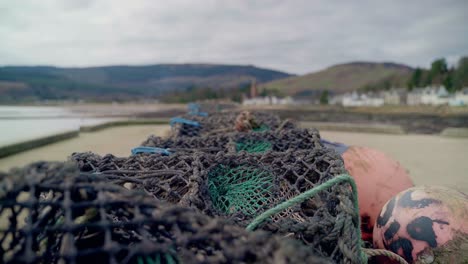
[342,146,414,242]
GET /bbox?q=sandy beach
[318,130,468,192]
[0,124,466,193]
[0,125,170,171]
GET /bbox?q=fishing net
[141,128,321,154]
[235,140,272,153]
[207,165,274,215]
[71,149,362,263]
[169,111,293,138]
[0,162,332,264]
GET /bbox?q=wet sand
[0,124,466,193]
[0,125,170,171]
[318,130,468,192]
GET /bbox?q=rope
[363,248,408,264]
[246,175,357,231]
[275,118,293,132]
[246,174,409,264]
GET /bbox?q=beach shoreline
[0,123,466,193]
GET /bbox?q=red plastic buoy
[319,142,415,242]
[342,146,414,242]
[373,186,468,263]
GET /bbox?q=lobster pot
[141,128,322,154]
[72,149,363,263]
[0,162,329,264]
[170,111,292,138]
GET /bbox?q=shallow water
[0,106,118,146]
[0,125,171,171]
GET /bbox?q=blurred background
[0,0,467,191]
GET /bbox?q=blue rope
[131,146,171,156]
[170,117,200,127]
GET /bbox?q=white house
[242,97,270,105]
[449,88,468,106]
[420,86,450,105]
[242,96,296,106]
[329,94,344,105]
[382,90,401,105]
[407,90,423,105]
[342,92,384,107]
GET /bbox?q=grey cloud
[0,0,467,74]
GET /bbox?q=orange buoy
[342,146,414,242]
[373,186,468,263]
[321,140,414,242]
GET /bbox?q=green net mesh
[0,162,330,264]
[208,165,274,216]
[141,128,318,155]
[252,124,270,132]
[235,139,272,153]
[171,111,283,137]
[137,251,177,264]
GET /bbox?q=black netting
[0,162,332,264]
[141,128,321,154]
[170,111,294,138]
[71,149,362,263]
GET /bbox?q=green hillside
[0,64,292,103]
[261,62,413,96]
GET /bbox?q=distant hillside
[0,64,291,103]
[261,62,413,96]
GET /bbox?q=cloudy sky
[1,0,467,74]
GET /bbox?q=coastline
[0,123,466,193]
[0,119,170,158]
[1,103,467,164]
[2,117,468,159]
[0,124,172,171]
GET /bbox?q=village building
[420,86,450,105]
[406,86,452,106]
[406,90,423,105]
[242,96,296,106]
[341,92,384,107]
[449,88,468,106]
[382,90,402,105]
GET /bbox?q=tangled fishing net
[207,165,274,216]
[71,148,363,263]
[141,128,320,154]
[169,111,293,138]
[0,162,333,264]
[0,106,388,263]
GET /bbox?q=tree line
[408,57,468,92]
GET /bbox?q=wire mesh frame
[0,162,332,264]
[141,128,321,154]
[71,149,362,263]
[0,163,174,263]
[169,111,287,138]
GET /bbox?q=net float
[373,186,468,263]
[322,140,414,242]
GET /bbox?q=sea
[0,106,117,147]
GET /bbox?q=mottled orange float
[322,139,415,242]
[342,146,414,242]
[373,186,468,263]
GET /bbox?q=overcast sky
[1,0,467,74]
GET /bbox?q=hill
[0,64,292,103]
[261,62,413,96]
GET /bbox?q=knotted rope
[246,174,409,264]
